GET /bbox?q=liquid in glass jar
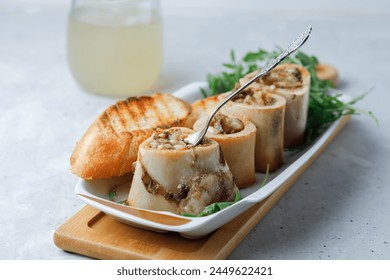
[67,0,163,97]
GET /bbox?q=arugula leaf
[259,164,270,189]
[181,49,376,219]
[201,48,376,146]
[108,190,117,201]
[182,191,241,217]
[108,190,127,204]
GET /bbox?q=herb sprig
[182,191,241,217]
[201,48,376,144]
[108,190,127,204]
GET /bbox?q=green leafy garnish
[259,164,270,189]
[108,190,127,204]
[291,52,377,143]
[182,191,241,217]
[183,49,376,218]
[202,48,376,145]
[108,190,117,201]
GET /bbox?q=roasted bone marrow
[223,88,286,173]
[194,114,256,188]
[127,127,238,215]
[238,64,310,148]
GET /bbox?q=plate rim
[75,81,350,237]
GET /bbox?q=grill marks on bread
[105,96,167,131]
[70,93,191,179]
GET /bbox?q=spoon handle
[188,26,312,146]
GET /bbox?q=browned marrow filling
[261,67,303,89]
[208,114,244,135]
[232,88,277,106]
[148,128,210,150]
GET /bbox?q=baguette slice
[315,63,339,86]
[70,93,191,179]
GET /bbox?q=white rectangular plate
[75,82,349,239]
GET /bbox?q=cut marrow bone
[127,127,238,215]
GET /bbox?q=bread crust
[315,63,339,86]
[184,94,225,127]
[70,93,191,179]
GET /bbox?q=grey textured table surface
[0,0,389,259]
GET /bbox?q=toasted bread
[70,93,191,179]
[185,94,226,127]
[315,63,339,86]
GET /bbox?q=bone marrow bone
[238,64,310,148]
[194,114,256,188]
[128,127,238,215]
[223,89,286,173]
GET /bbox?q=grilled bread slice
[70,93,191,179]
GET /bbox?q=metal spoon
[185,26,313,146]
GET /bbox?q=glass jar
[67,0,163,97]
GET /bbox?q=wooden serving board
[54,115,351,260]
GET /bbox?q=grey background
[0,0,389,259]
